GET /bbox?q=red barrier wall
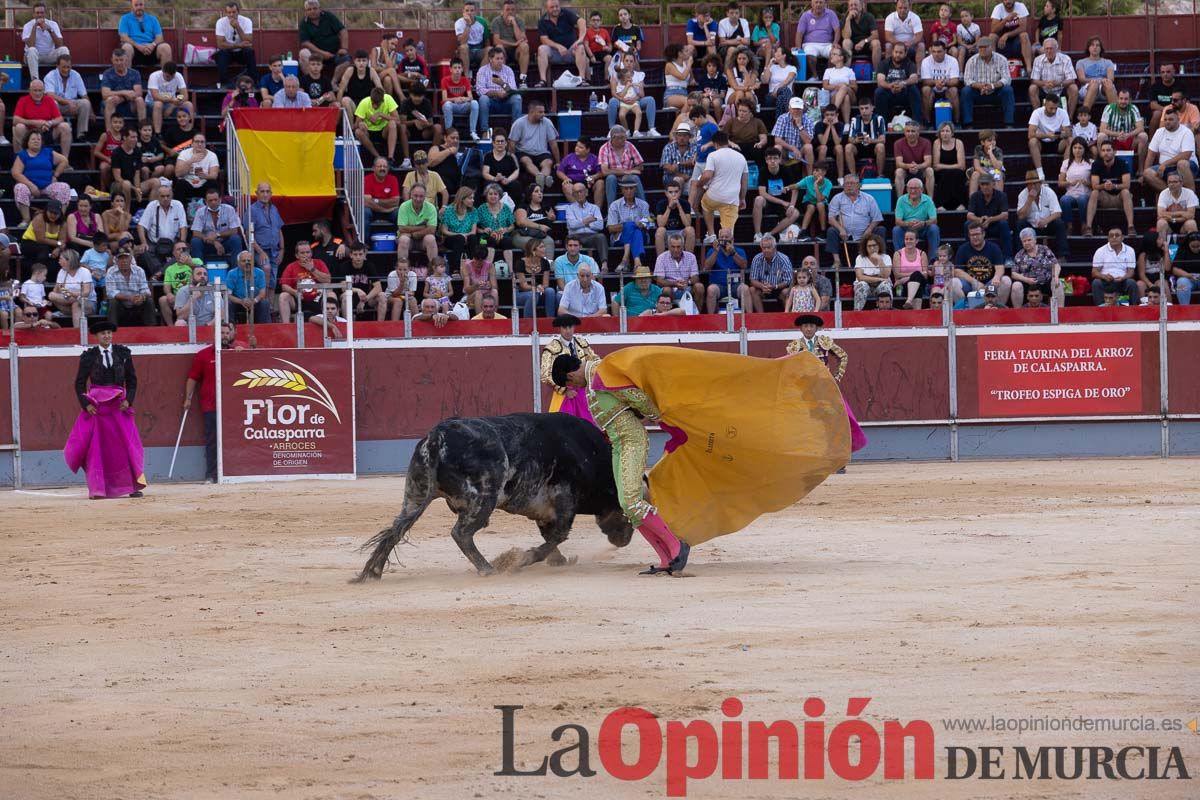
[0,356,12,447]
[1168,330,1200,415]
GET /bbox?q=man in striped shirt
[961,37,1014,126]
[1098,89,1149,173]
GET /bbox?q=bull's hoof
[477,565,497,577]
[349,568,383,584]
[545,551,568,567]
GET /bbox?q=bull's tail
[353,430,441,582]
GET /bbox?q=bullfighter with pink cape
[64,320,147,498]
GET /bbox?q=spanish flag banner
[230,108,339,223]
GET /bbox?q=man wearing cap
[772,96,815,165]
[558,263,608,317]
[606,176,653,272]
[402,150,448,207]
[66,319,146,498]
[540,312,598,418]
[105,248,155,326]
[613,265,663,316]
[966,171,1012,260]
[661,124,699,197]
[184,320,242,483]
[1016,169,1067,256]
[787,313,847,381]
[1090,228,1138,306]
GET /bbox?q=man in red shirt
[439,56,480,141]
[183,320,243,482]
[892,120,933,197]
[278,240,331,324]
[13,79,72,152]
[364,155,400,226]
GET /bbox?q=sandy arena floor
[2,459,1198,799]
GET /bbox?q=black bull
[355,413,635,580]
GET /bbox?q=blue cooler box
[558,110,581,140]
[0,61,22,92]
[282,59,299,78]
[1116,151,1135,174]
[790,51,808,82]
[863,178,893,213]
[934,101,952,129]
[333,136,349,168]
[205,263,228,285]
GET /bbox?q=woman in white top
[663,43,693,110]
[724,47,759,113]
[821,46,857,123]
[48,249,95,327]
[760,48,797,116]
[607,51,658,135]
[1057,136,1092,235]
[852,233,893,310]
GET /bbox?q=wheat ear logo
[232,358,343,423]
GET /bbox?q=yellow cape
[596,347,850,545]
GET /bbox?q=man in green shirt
[396,183,439,266]
[298,0,348,78]
[612,266,662,316]
[156,240,202,325]
[354,88,399,165]
[891,177,941,253]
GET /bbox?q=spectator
[396,184,440,267]
[215,1,257,89]
[892,177,940,254]
[665,44,695,111]
[48,249,95,328]
[106,248,155,326]
[109,127,150,207]
[65,195,102,252]
[476,48,522,138]
[950,223,1007,307]
[1034,0,1063,48]
[156,240,196,325]
[956,8,982,72]
[224,73,264,122]
[475,183,516,263]
[756,49,796,121]
[370,34,403,102]
[826,173,883,267]
[92,115,125,190]
[698,131,748,243]
[43,55,92,141]
[337,50,383,118]
[146,62,191,136]
[893,120,933,197]
[136,183,188,270]
[598,126,645,205]
[1027,37,1076,119]
[491,0,531,87]
[1156,171,1199,241]
[1011,226,1064,307]
[920,40,961,124]
[967,172,1012,260]
[190,187,245,268]
[724,98,769,167]
[853,233,894,310]
[1016,169,1067,255]
[13,80,72,154]
[1166,89,1200,136]
[653,179,697,255]
[102,193,133,247]
[927,3,958,61]
[608,51,658,136]
[696,54,728,118]
[22,3,69,82]
[564,183,608,271]
[1170,232,1200,304]
[173,132,220,202]
[614,265,664,316]
[99,48,146,129]
[514,239,558,318]
[510,101,559,188]
[583,11,613,84]
[1148,63,1184,133]
[513,183,556,261]
[249,182,284,281]
[278,241,331,323]
[11,131,71,224]
[990,0,1031,74]
[352,87,399,166]
[753,147,800,243]
[606,176,653,272]
[1089,140,1134,235]
[795,0,840,78]
[394,38,430,94]
[702,228,747,312]
[1057,136,1092,234]
[118,0,171,68]
[460,245,498,314]
[971,127,1006,193]
[1090,228,1138,305]
[611,7,645,60]
[558,264,608,316]
[441,57,480,140]
[174,264,216,327]
[471,294,507,321]
[558,138,603,207]
[842,0,881,68]
[771,96,815,167]
[723,48,759,111]
[455,1,489,72]
[226,249,270,324]
[740,234,793,312]
[845,96,887,177]
[1143,107,1198,194]
[1073,103,1098,147]
[427,127,463,198]
[440,186,478,271]
[535,0,589,88]
[884,0,924,63]
[412,296,453,328]
[810,105,847,179]
[932,122,968,211]
[364,156,401,227]
[1075,36,1116,112]
[794,159,833,240]
[962,37,1014,126]
[1097,90,1149,173]
[272,75,313,109]
[298,0,348,74]
[553,235,600,289]
[686,5,719,61]
[1142,284,1166,307]
[1027,92,1069,175]
[653,232,702,308]
[874,41,922,126]
[385,257,419,318]
[717,2,752,68]
[893,228,931,308]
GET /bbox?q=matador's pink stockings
[638,512,682,568]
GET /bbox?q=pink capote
[63,385,147,498]
[844,397,868,453]
[558,388,596,425]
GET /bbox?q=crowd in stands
[2,0,1199,334]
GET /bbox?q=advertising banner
[976,332,1143,417]
[218,348,355,481]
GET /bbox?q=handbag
[517,226,548,239]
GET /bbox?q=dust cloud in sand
[2,459,1197,799]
